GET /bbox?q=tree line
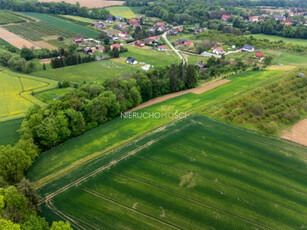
[0,0,110,20]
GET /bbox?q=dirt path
[0,27,40,49]
[282,119,307,147]
[127,79,231,113]
[38,0,124,8]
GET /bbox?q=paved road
[162,32,185,64]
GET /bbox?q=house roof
[129,18,140,24]
[250,16,258,20]
[215,46,224,52]
[243,44,254,50]
[158,45,167,49]
[156,22,165,26]
[149,36,158,41]
[221,14,231,19]
[255,52,263,57]
[74,38,83,42]
[126,57,136,62]
[184,41,193,46]
[111,43,121,48]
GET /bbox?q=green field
[270,52,307,65]
[0,10,25,24]
[20,12,100,38]
[120,45,181,67]
[0,119,22,146]
[62,15,95,23]
[39,115,307,229]
[249,34,307,46]
[4,22,74,41]
[35,87,74,104]
[28,69,285,185]
[32,59,139,84]
[107,6,136,18]
[0,69,58,122]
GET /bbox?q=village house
[174,39,187,45]
[197,61,208,71]
[135,40,145,47]
[149,36,159,43]
[221,14,231,21]
[297,73,305,78]
[110,43,121,50]
[249,16,259,22]
[83,47,92,54]
[129,18,140,25]
[126,57,137,65]
[158,45,167,51]
[212,46,225,55]
[255,52,263,58]
[242,44,255,52]
[119,22,127,28]
[274,15,286,22]
[169,29,178,36]
[156,22,165,27]
[115,16,122,20]
[73,38,83,44]
[175,26,184,32]
[184,41,194,47]
[93,21,105,30]
[157,26,165,32]
[118,31,127,38]
[106,18,114,24]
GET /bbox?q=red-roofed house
[283,21,293,26]
[156,22,165,27]
[184,41,194,46]
[212,46,225,55]
[221,14,231,21]
[149,36,159,42]
[129,18,140,25]
[74,38,83,44]
[158,45,167,51]
[135,40,144,47]
[110,43,121,50]
[118,31,127,38]
[249,16,259,22]
[255,52,263,58]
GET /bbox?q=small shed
[297,73,305,78]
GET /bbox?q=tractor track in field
[110,171,272,230]
[133,154,307,219]
[40,121,192,226]
[83,188,182,230]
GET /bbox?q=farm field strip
[106,6,136,18]
[20,12,100,38]
[0,10,25,24]
[247,34,307,46]
[0,27,40,49]
[40,116,307,229]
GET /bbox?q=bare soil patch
[0,27,40,49]
[127,79,230,112]
[38,0,124,8]
[282,119,307,146]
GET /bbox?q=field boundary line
[83,188,182,230]
[111,171,272,230]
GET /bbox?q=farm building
[242,45,255,52]
[213,46,225,55]
[255,52,263,58]
[129,18,140,25]
[110,43,121,50]
[157,26,165,32]
[126,57,137,65]
[93,21,104,29]
[149,36,159,43]
[115,16,122,20]
[158,45,167,51]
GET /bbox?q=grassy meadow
[62,15,96,23]
[0,69,57,122]
[39,116,307,229]
[33,59,139,84]
[0,119,22,146]
[28,69,285,185]
[248,34,307,46]
[20,12,100,38]
[107,6,135,18]
[35,87,74,104]
[120,45,181,67]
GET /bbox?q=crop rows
[0,10,25,24]
[214,72,307,131]
[4,22,75,41]
[39,116,307,230]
